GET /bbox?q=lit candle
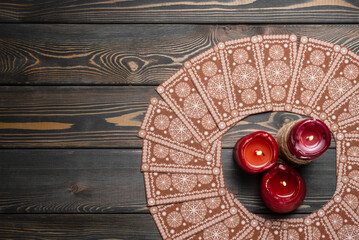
[233,131,278,173]
[277,119,331,165]
[288,119,331,160]
[261,164,306,213]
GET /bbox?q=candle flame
[307,135,314,141]
[255,150,263,156]
[280,181,287,187]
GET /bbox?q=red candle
[261,164,306,213]
[234,131,278,173]
[288,119,331,160]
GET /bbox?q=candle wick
[307,135,314,141]
[255,150,265,156]
[280,181,287,187]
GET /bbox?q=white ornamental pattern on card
[140,35,359,240]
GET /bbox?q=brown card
[316,87,359,141]
[309,49,359,119]
[301,194,359,240]
[141,139,222,175]
[149,191,237,240]
[184,44,247,130]
[267,219,319,240]
[265,204,359,240]
[187,193,266,240]
[187,214,250,240]
[305,50,359,136]
[144,170,226,206]
[219,36,268,124]
[336,134,359,174]
[311,85,359,140]
[286,36,342,115]
[255,34,298,111]
[156,68,231,148]
[330,89,359,135]
[188,187,359,240]
[138,97,210,159]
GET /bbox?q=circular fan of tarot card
[138,34,359,240]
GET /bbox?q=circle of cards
[138,34,359,240]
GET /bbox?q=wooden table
[0,1,358,239]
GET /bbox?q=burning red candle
[288,119,331,160]
[234,131,278,173]
[261,164,306,213]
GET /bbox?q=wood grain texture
[0,86,336,148]
[0,148,336,214]
[0,149,147,213]
[1,24,359,85]
[0,0,358,23]
[0,1,350,238]
[0,213,311,240]
[0,86,156,148]
[0,214,161,239]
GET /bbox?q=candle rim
[262,164,306,203]
[261,164,307,213]
[235,131,279,173]
[288,118,331,160]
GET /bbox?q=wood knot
[69,183,85,194]
[128,61,139,72]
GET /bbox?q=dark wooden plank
[0,213,311,239]
[0,1,359,23]
[0,149,147,213]
[0,86,157,148]
[0,86,336,148]
[0,24,231,86]
[0,214,161,239]
[1,24,359,85]
[0,148,336,214]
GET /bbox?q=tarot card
[255,34,298,111]
[285,36,342,115]
[219,36,270,124]
[183,43,246,130]
[336,134,359,175]
[144,170,226,206]
[308,49,359,135]
[149,191,237,240]
[156,68,231,148]
[138,97,210,159]
[141,139,222,175]
[187,193,267,240]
